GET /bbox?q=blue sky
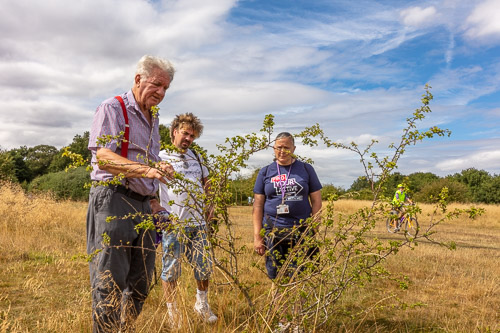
[0,0,499,187]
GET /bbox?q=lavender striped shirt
[88,90,161,196]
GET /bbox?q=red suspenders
[115,96,129,158]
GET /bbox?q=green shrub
[474,175,500,204]
[450,168,491,202]
[29,166,90,201]
[321,184,345,200]
[349,188,374,201]
[0,148,17,182]
[414,178,470,203]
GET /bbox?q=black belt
[113,185,154,202]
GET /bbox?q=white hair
[135,55,175,81]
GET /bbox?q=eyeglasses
[179,154,189,169]
[273,146,292,153]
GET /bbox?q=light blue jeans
[161,225,213,282]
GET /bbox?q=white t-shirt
[158,149,209,227]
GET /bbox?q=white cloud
[445,32,455,66]
[400,6,438,28]
[428,64,500,106]
[436,149,500,172]
[0,0,238,148]
[464,0,500,41]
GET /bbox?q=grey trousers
[87,186,156,333]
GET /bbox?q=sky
[1,0,499,188]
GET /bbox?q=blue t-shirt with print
[253,160,322,229]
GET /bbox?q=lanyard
[276,161,292,204]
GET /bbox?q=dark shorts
[264,226,313,280]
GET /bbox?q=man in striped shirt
[87,55,175,333]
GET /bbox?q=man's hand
[156,161,174,183]
[96,148,174,183]
[150,198,165,214]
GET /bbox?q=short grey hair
[136,55,175,82]
[275,132,295,145]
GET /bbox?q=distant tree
[474,174,500,204]
[320,184,345,200]
[414,178,470,203]
[229,169,260,205]
[452,168,491,187]
[8,146,32,183]
[49,132,91,172]
[159,124,171,146]
[349,189,374,200]
[49,152,69,173]
[69,131,91,159]
[24,144,59,179]
[451,168,491,202]
[0,148,17,182]
[347,176,373,200]
[349,176,370,192]
[407,172,440,193]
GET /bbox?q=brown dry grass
[0,182,90,332]
[0,182,498,332]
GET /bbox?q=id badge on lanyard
[276,161,291,215]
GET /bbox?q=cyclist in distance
[392,183,413,221]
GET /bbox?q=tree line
[230,168,500,205]
[0,125,172,201]
[346,169,500,204]
[1,127,498,204]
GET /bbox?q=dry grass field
[0,182,498,332]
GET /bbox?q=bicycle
[386,205,419,237]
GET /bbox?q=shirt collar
[126,90,141,114]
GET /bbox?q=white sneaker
[166,302,182,330]
[274,322,291,333]
[193,300,218,324]
[275,322,304,333]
